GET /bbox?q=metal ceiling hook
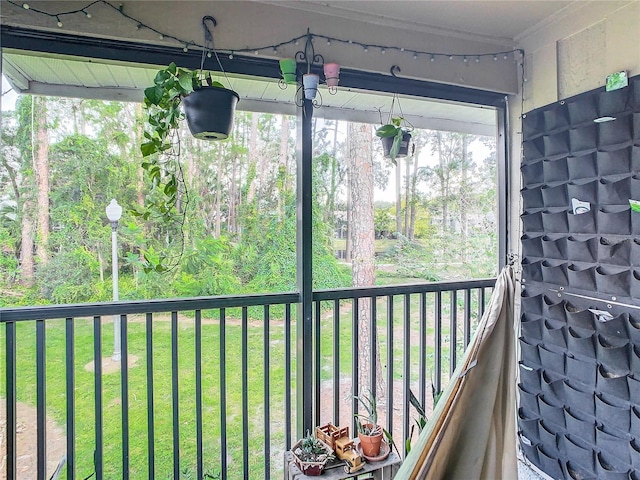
[390,65,401,78]
[202,16,217,43]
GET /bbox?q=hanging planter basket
[182,86,240,140]
[380,132,412,159]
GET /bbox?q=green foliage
[36,248,99,303]
[379,235,440,281]
[353,391,381,435]
[375,116,412,163]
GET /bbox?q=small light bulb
[135,24,141,30]
[295,40,299,45]
[400,47,405,52]
[475,56,480,62]
[57,20,63,27]
[413,53,418,60]
[504,54,508,60]
[255,50,260,55]
[448,55,453,60]
[327,40,331,46]
[381,49,386,54]
[22,3,29,9]
[273,48,277,54]
[493,55,498,61]
[183,46,189,53]
[229,53,234,59]
[463,56,468,62]
[159,34,164,40]
[430,55,435,62]
[207,52,212,58]
[364,47,368,53]
[84,11,92,18]
[349,40,353,44]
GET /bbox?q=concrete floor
[518,458,546,480]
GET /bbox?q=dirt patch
[0,399,67,479]
[84,354,140,374]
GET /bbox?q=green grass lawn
[0,287,484,479]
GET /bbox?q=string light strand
[7,0,525,63]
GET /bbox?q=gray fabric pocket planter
[628,376,640,400]
[594,312,628,340]
[568,152,598,179]
[567,327,595,359]
[541,370,566,401]
[544,103,570,131]
[599,88,631,117]
[564,461,597,480]
[542,294,563,318]
[518,383,540,415]
[519,434,540,468]
[596,364,630,400]
[541,235,567,260]
[597,206,631,234]
[596,425,632,465]
[521,210,544,232]
[539,345,566,375]
[567,179,598,205]
[564,407,596,444]
[519,362,542,390]
[595,265,631,297]
[631,345,640,374]
[567,264,596,290]
[631,173,640,199]
[598,148,631,176]
[631,239,640,266]
[595,393,630,431]
[542,130,571,158]
[522,110,543,139]
[523,137,545,162]
[630,438,640,470]
[543,157,569,183]
[598,113,633,150]
[520,337,541,366]
[564,301,595,330]
[537,445,564,480]
[538,420,561,454]
[563,434,595,474]
[627,315,640,343]
[567,209,596,234]
[522,258,544,283]
[564,381,595,418]
[521,314,543,341]
[522,234,544,258]
[596,335,631,371]
[522,186,544,209]
[632,406,640,439]
[542,319,567,349]
[521,161,544,186]
[599,176,631,205]
[566,354,596,387]
[595,451,631,480]
[538,395,566,427]
[568,96,598,126]
[542,183,568,207]
[521,292,545,315]
[569,123,597,154]
[598,237,631,266]
[518,408,541,443]
[542,209,570,233]
[541,260,568,286]
[631,270,640,299]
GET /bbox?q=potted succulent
[354,392,385,458]
[375,116,412,163]
[291,431,335,476]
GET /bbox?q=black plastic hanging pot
[182,86,240,140]
[380,132,411,159]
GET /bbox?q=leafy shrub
[36,248,99,303]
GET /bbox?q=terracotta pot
[358,424,383,457]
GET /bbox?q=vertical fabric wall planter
[519,74,640,480]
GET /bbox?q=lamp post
[105,199,122,362]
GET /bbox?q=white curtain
[395,265,518,480]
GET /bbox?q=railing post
[296,96,314,437]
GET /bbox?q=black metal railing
[1,279,494,480]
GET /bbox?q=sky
[2,75,18,111]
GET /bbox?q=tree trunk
[214,142,223,238]
[277,114,290,218]
[409,141,421,240]
[348,122,382,396]
[33,96,49,265]
[404,157,411,237]
[20,199,35,287]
